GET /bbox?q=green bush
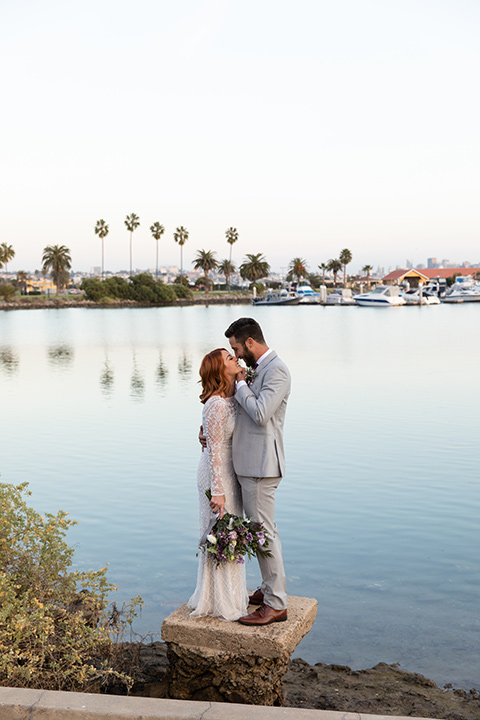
[171,283,193,299]
[81,278,107,302]
[103,277,132,300]
[0,283,16,301]
[0,482,142,691]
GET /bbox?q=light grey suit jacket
[232,351,290,478]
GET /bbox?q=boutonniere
[245,367,257,386]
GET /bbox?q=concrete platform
[161,595,318,658]
[0,686,441,720]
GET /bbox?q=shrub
[103,277,132,300]
[0,482,142,691]
[171,283,193,300]
[81,278,107,302]
[0,283,16,301]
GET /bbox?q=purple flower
[246,532,253,541]
[258,537,265,546]
[236,556,245,564]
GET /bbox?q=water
[1,303,479,689]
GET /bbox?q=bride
[188,348,249,621]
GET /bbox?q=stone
[161,595,317,706]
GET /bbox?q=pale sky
[2,0,479,274]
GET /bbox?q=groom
[225,317,290,626]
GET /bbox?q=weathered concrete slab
[161,596,318,705]
[161,595,318,659]
[0,686,444,720]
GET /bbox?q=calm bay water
[1,303,479,689]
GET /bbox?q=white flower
[228,517,234,530]
[206,534,217,545]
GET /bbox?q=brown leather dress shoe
[238,603,288,626]
[248,589,264,605]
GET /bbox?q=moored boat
[326,288,356,305]
[296,284,321,304]
[353,285,406,307]
[252,289,300,306]
[402,288,440,305]
[441,276,480,303]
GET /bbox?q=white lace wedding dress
[188,395,248,621]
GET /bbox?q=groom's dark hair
[225,317,265,344]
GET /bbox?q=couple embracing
[188,317,291,626]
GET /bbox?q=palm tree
[42,245,72,294]
[288,257,308,283]
[94,219,109,279]
[150,222,165,279]
[124,213,140,275]
[339,248,353,287]
[362,264,373,287]
[225,227,239,263]
[327,258,342,287]
[173,226,189,279]
[218,259,235,291]
[192,250,218,293]
[0,243,15,280]
[318,262,328,284]
[239,253,270,285]
[16,270,28,295]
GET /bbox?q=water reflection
[178,352,192,379]
[100,355,114,397]
[0,346,19,374]
[47,345,74,368]
[130,354,145,401]
[155,355,168,390]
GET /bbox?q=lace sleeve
[203,397,228,496]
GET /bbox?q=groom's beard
[242,347,256,367]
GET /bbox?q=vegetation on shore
[0,481,142,692]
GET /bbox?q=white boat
[441,276,480,303]
[353,285,406,307]
[296,284,321,304]
[402,288,440,305]
[252,289,300,306]
[325,288,356,305]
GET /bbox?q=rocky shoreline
[119,641,480,719]
[0,295,252,311]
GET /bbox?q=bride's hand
[210,494,225,519]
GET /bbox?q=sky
[2,0,480,274]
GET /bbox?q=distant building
[427,257,439,269]
[406,259,413,269]
[416,263,426,269]
[383,267,479,287]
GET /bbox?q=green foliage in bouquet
[202,489,273,567]
[0,481,143,691]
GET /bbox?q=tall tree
[327,258,342,287]
[124,213,140,276]
[218,259,235,291]
[318,262,328,285]
[239,253,270,285]
[16,270,28,294]
[362,264,373,287]
[225,227,239,263]
[150,222,165,279]
[94,219,109,280]
[288,257,308,283]
[173,226,189,278]
[192,249,218,293]
[0,243,15,280]
[339,248,353,287]
[42,245,72,294]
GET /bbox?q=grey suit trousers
[237,474,288,611]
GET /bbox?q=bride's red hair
[199,348,231,404]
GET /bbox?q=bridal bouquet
[201,490,273,567]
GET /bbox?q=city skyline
[2,1,480,275]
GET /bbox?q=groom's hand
[198,425,207,451]
[210,494,225,518]
[236,367,246,382]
